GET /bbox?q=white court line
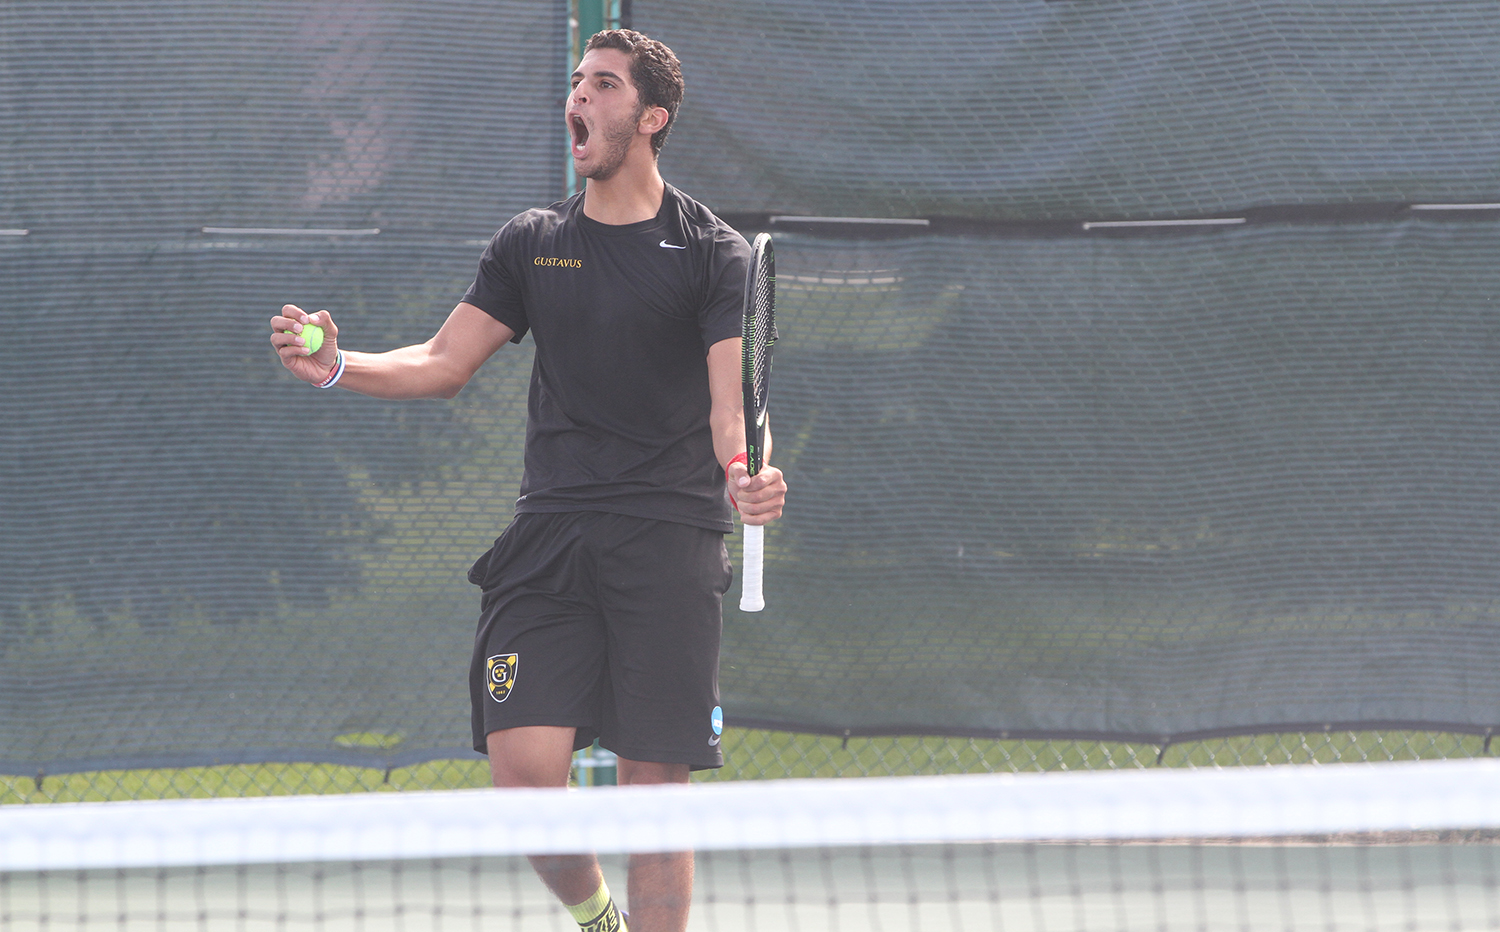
[770,216,930,226]
[1408,203,1500,211]
[1082,218,1246,230]
[201,227,381,236]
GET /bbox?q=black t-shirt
[462,185,749,532]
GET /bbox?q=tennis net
[4,759,1499,931]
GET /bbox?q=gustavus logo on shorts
[486,654,518,702]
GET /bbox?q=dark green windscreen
[4,1,1499,773]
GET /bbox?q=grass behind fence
[2,728,1491,804]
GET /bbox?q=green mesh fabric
[5,1,1500,775]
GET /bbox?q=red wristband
[726,452,749,513]
[726,451,749,480]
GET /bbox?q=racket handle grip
[740,523,765,612]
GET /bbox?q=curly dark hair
[583,29,684,157]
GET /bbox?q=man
[269,28,786,932]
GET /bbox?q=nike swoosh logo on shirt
[659,240,687,249]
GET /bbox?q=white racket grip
[740,523,765,612]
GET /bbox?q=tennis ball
[297,323,325,354]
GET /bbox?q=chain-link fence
[9,1,1500,809]
[3,728,1491,804]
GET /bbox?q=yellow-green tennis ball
[299,323,325,354]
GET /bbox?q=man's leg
[616,758,693,932]
[487,727,618,921]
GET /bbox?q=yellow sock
[567,880,626,932]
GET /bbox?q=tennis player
[269,28,785,932]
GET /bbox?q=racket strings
[743,235,776,478]
[748,267,775,413]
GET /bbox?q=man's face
[567,47,645,182]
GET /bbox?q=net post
[564,0,608,199]
[576,0,605,41]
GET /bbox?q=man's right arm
[271,301,516,400]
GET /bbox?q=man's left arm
[707,337,787,526]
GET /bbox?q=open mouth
[569,114,589,157]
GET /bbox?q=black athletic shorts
[467,511,731,770]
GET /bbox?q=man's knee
[616,757,691,786]
[486,726,577,788]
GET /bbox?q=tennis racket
[740,232,777,612]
